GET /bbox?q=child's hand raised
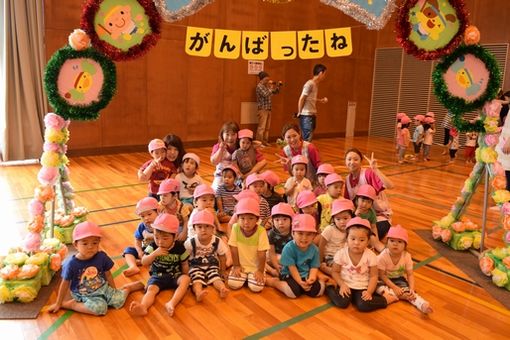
[363,152,378,170]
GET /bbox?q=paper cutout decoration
[44,46,116,120]
[214,29,241,59]
[298,30,325,59]
[320,0,397,30]
[154,0,214,22]
[271,31,297,60]
[433,44,501,116]
[81,0,161,61]
[396,0,468,60]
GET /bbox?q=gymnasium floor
[1,136,509,339]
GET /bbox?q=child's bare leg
[192,282,208,302]
[265,277,296,298]
[60,299,97,315]
[165,275,191,316]
[121,281,145,294]
[316,269,335,286]
[123,254,141,277]
[212,279,229,298]
[129,285,159,316]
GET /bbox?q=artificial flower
[493,190,510,205]
[0,284,13,303]
[50,254,62,271]
[436,213,455,229]
[37,166,59,186]
[472,232,481,249]
[464,25,480,45]
[492,161,505,177]
[17,264,40,280]
[491,247,508,260]
[12,285,38,303]
[68,28,91,51]
[40,151,60,168]
[44,112,66,130]
[451,221,465,233]
[28,199,44,217]
[484,134,499,147]
[492,175,507,190]
[479,255,494,276]
[44,128,68,144]
[35,185,55,202]
[0,264,20,280]
[23,232,42,253]
[502,257,510,270]
[27,215,44,233]
[479,147,498,164]
[441,229,452,243]
[25,252,49,266]
[432,225,443,240]
[484,118,500,134]
[3,252,28,266]
[491,268,509,287]
[483,99,501,118]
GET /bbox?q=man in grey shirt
[297,64,327,142]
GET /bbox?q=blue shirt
[134,222,154,248]
[145,241,189,278]
[280,241,320,278]
[62,251,114,295]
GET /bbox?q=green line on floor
[414,253,442,270]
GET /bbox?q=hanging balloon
[396,0,468,60]
[153,0,214,22]
[320,0,397,30]
[44,46,116,120]
[81,0,161,61]
[432,45,501,131]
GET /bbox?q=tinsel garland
[44,46,116,121]
[432,44,501,131]
[395,0,468,60]
[80,0,161,61]
[153,0,214,22]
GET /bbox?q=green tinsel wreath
[432,44,501,132]
[44,46,116,120]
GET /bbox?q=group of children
[396,111,477,164]
[49,129,433,319]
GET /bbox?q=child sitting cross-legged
[266,214,325,298]
[266,203,295,277]
[49,222,144,315]
[129,214,191,317]
[184,210,230,301]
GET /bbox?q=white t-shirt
[175,173,203,200]
[423,128,435,145]
[333,247,377,290]
[300,80,318,116]
[184,236,228,264]
[321,224,346,258]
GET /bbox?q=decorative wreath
[44,46,116,121]
[153,0,214,23]
[80,0,161,61]
[432,44,501,132]
[396,0,468,60]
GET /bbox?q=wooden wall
[44,0,510,154]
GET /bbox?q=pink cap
[73,221,102,241]
[325,173,343,186]
[414,114,425,122]
[233,190,260,202]
[246,173,264,187]
[292,214,317,233]
[331,199,355,216]
[425,111,435,118]
[236,198,260,216]
[396,112,407,120]
[135,197,159,215]
[317,163,335,175]
[152,213,179,234]
[387,224,409,243]
[291,155,308,166]
[193,184,215,198]
[260,170,280,187]
[191,209,215,226]
[148,139,166,152]
[346,216,372,232]
[296,190,317,208]
[157,178,180,195]
[222,164,239,177]
[183,153,200,166]
[238,129,254,140]
[356,184,377,201]
[424,117,435,124]
[400,116,411,124]
[271,203,294,218]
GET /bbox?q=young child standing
[395,112,407,152]
[377,225,433,313]
[184,210,229,301]
[266,214,325,298]
[138,139,175,199]
[313,163,335,196]
[327,217,396,312]
[158,178,192,241]
[175,153,203,205]
[267,203,295,277]
[285,155,313,210]
[354,184,384,252]
[228,198,269,292]
[397,116,411,164]
[422,117,435,161]
[123,197,159,277]
[49,222,143,315]
[317,173,344,231]
[129,214,191,317]
[216,165,242,223]
[464,131,478,164]
[412,115,425,161]
[319,199,354,276]
[260,170,285,210]
[448,128,460,163]
[232,129,267,180]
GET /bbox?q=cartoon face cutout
[414,0,457,41]
[101,5,136,40]
[450,56,482,97]
[64,60,96,101]
[444,53,489,100]
[57,58,104,105]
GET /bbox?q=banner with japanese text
[185,26,352,60]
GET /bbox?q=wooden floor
[1,136,509,339]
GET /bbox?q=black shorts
[282,275,322,297]
[147,276,180,291]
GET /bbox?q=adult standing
[343,148,394,239]
[297,64,328,142]
[278,123,321,184]
[255,71,281,146]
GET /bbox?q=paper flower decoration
[37,166,59,186]
[25,252,49,266]
[491,247,508,260]
[491,267,509,287]
[492,175,507,190]
[28,199,44,217]
[23,232,42,253]
[451,221,465,233]
[464,25,480,45]
[441,229,452,243]
[0,285,13,303]
[432,225,443,240]
[50,254,62,272]
[0,265,20,280]
[479,255,494,276]
[4,252,29,266]
[472,232,481,249]
[68,29,91,51]
[493,190,510,205]
[44,113,67,130]
[35,185,55,202]
[17,264,40,280]
[12,285,38,303]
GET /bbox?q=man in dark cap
[255,71,281,146]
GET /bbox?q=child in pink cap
[123,197,160,277]
[266,214,325,298]
[232,129,267,180]
[175,153,203,205]
[317,173,344,231]
[397,116,411,164]
[395,112,407,152]
[246,173,271,229]
[49,222,144,315]
[313,163,335,196]
[129,214,191,317]
[422,116,435,161]
[296,190,322,244]
[376,225,432,313]
[158,178,192,241]
[184,210,230,301]
[285,155,312,210]
[354,184,384,252]
[260,170,285,210]
[267,203,294,277]
[138,138,176,200]
[187,184,223,239]
[228,198,269,292]
[216,165,242,223]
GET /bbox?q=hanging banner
[186,26,352,60]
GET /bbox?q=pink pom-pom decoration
[484,134,499,147]
[441,229,452,243]
[37,166,59,186]
[502,202,510,215]
[28,199,44,217]
[432,225,442,240]
[464,25,480,45]
[44,113,66,130]
[493,161,505,177]
[68,29,91,51]
[483,100,501,118]
[23,232,42,253]
[451,222,465,233]
[43,142,62,153]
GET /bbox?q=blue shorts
[123,246,140,258]
[71,283,127,315]
[147,275,181,291]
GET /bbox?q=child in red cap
[138,138,176,199]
